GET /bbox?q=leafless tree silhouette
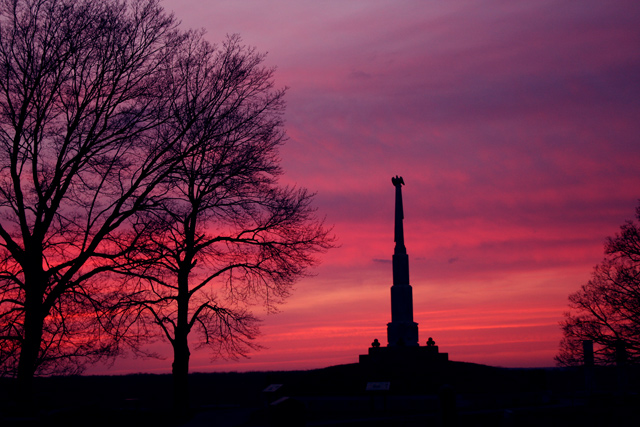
[0,0,197,401]
[119,34,334,412]
[0,0,334,412]
[556,202,640,366]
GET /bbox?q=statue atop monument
[391,175,405,186]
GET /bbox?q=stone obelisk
[387,176,419,347]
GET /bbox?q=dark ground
[1,361,638,426]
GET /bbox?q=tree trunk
[172,265,191,415]
[16,288,45,407]
[172,328,190,415]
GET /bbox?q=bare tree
[122,34,334,412]
[0,0,197,400]
[556,202,640,366]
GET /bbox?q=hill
[1,361,639,426]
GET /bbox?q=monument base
[387,321,419,347]
[359,344,448,369]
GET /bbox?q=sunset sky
[90,0,640,374]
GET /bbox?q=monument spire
[392,175,406,254]
[387,176,418,347]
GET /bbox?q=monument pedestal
[387,321,419,347]
[359,344,449,369]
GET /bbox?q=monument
[359,176,447,367]
[387,175,419,347]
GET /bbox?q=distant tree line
[0,0,333,412]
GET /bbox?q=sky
[90,0,640,374]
